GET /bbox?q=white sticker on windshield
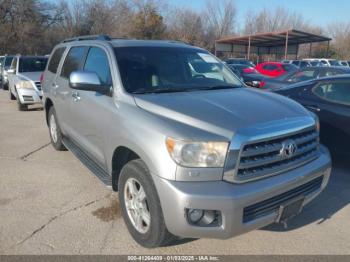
[198,53,219,63]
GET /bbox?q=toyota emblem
[280,140,297,158]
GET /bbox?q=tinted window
[291,61,299,66]
[313,81,350,106]
[18,57,48,73]
[84,47,112,85]
[115,47,241,94]
[288,69,316,82]
[61,47,86,78]
[48,47,66,73]
[318,69,337,77]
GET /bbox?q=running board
[62,138,112,188]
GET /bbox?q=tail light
[40,73,44,84]
[243,67,256,74]
[258,81,265,88]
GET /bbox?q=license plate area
[276,196,305,223]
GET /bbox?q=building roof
[216,29,331,47]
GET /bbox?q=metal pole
[326,41,330,58]
[247,36,251,60]
[309,43,312,57]
[284,31,289,60]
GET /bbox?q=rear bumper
[17,88,43,105]
[154,145,331,239]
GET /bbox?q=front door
[68,46,114,167]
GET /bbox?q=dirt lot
[0,89,349,255]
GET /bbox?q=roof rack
[61,35,111,43]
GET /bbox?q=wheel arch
[111,146,141,191]
[44,98,54,125]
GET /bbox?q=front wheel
[48,107,66,151]
[118,159,176,248]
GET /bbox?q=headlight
[18,80,34,89]
[166,137,229,168]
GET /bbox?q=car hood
[134,88,311,139]
[18,72,42,82]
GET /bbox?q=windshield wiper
[132,87,191,94]
[197,85,241,91]
[132,85,240,94]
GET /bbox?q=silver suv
[42,35,332,248]
[8,55,48,110]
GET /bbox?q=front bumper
[154,146,331,239]
[17,88,43,105]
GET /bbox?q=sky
[170,0,349,30]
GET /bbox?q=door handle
[72,92,81,102]
[305,105,320,112]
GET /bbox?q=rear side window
[83,47,112,85]
[61,46,86,79]
[48,47,66,73]
[313,81,350,106]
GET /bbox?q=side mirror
[69,71,112,96]
[7,69,15,74]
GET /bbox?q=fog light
[188,209,204,223]
[186,209,221,227]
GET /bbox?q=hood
[134,88,311,139]
[18,72,42,82]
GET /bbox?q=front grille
[35,82,42,90]
[243,176,323,223]
[236,127,319,181]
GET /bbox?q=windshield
[114,47,242,94]
[329,60,341,66]
[5,56,14,68]
[19,57,48,73]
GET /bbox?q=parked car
[224,58,255,67]
[288,60,312,68]
[42,35,331,248]
[260,66,350,90]
[255,62,298,77]
[275,75,350,154]
[303,58,342,67]
[228,64,266,88]
[0,55,14,90]
[7,55,48,111]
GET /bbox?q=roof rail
[61,35,111,43]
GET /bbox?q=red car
[255,62,298,78]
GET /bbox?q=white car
[7,55,48,110]
[303,58,342,67]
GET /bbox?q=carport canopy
[215,29,332,60]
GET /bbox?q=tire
[10,89,16,100]
[118,159,176,248]
[17,96,27,111]
[48,107,66,151]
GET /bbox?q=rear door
[67,45,114,167]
